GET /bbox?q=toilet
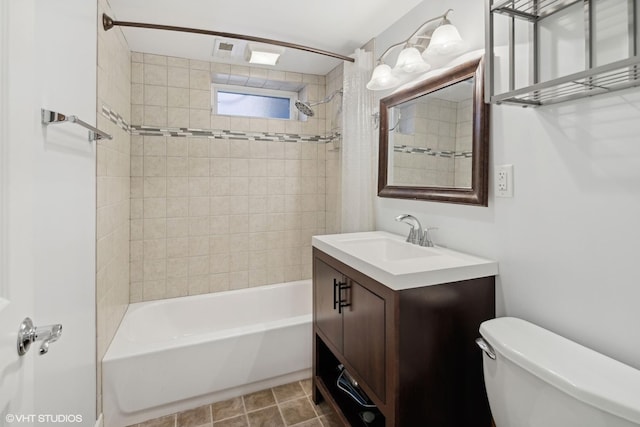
[477,317,640,427]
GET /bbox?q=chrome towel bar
[41,108,112,141]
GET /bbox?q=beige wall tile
[144,85,168,106]
[167,197,189,218]
[211,115,231,130]
[189,138,210,157]
[190,59,210,71]
[129,52,337,303]
[167,157,188,177]
[144,218,167,239]
[210,273,229,293]
[167,178,189,197]
[144,198,167,218]
[189,177,210,196]
[190,109,211,129]
[144,239,167,260]
[189,256,209,276]
[168,107,190,128]
[190,69,211,90]
[144,53,167,65]
[168,67,189,88]
[167,217,189,237]
[167,137,189,156]
[143,177,166,197]
[144,64,168,86]
[168,87,190,108]
[168,56,189,68]
[144,156,167,176]
[167,237,189,259]
[190,89,210,109]
[131,83,143,105]
[144,105,168,126]
[210,158,230,177]
[166,277,188,298]
[229,271,249,290]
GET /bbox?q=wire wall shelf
[485,0,640,107]
[491,0,583,21]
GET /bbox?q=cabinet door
[343,281,386,401]
[314,258,344,352]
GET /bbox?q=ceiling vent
[212,38,246,59]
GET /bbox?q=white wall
[374,0,640,369]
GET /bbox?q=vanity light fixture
[367,9,466,91]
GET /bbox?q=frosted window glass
[217,91,290,119]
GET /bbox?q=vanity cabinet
[312,248,495,427]
[314,258,386,400]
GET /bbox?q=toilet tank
[479,317,640,427]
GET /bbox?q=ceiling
[107,0,424,76]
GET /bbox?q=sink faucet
[395,214,437,247]
[395,214,423,245]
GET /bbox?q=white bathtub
[102,280,312,427]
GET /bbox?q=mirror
[378,56,489,206]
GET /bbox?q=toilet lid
[480,317,640,425]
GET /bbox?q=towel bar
[41,109,112,141]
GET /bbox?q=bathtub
[102,280,312,427]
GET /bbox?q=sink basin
[338,236,440,262]
[312,231,498,290]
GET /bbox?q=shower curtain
[340,48,376,233]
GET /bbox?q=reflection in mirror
[378,56,489,206]
[388,76,474,188]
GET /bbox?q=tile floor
[128,379,343,427]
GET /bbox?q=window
[213,85,297,120]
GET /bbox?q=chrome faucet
[395,214,423,245]
[395,214,437,247]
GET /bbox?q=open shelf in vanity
[311,232,498,427]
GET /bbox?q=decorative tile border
[101,104,131,133]
[130,125,338,144]
[393,144,472,158]
[101,104,338,144]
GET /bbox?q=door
[313,258,345,352]
[0,1,97,425]
[343,281,386,401]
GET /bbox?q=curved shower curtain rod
[102,14,355,63]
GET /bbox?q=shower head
[295,100,315,117]
[294,89,343,117]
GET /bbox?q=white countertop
[312,231,498,291]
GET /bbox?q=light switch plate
[496,164,514,198]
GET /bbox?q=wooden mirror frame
[378,56,489,206]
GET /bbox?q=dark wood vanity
[312,247,495,427]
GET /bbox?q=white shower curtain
[340,49,376,233]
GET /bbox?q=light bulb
[393,47,431,75]
[366,64,401,91]
[429,24,468,56]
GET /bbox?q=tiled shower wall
[392,97,472,187]
[130,53,336,302]
[453,97,473,187]
[96,0,131,413]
